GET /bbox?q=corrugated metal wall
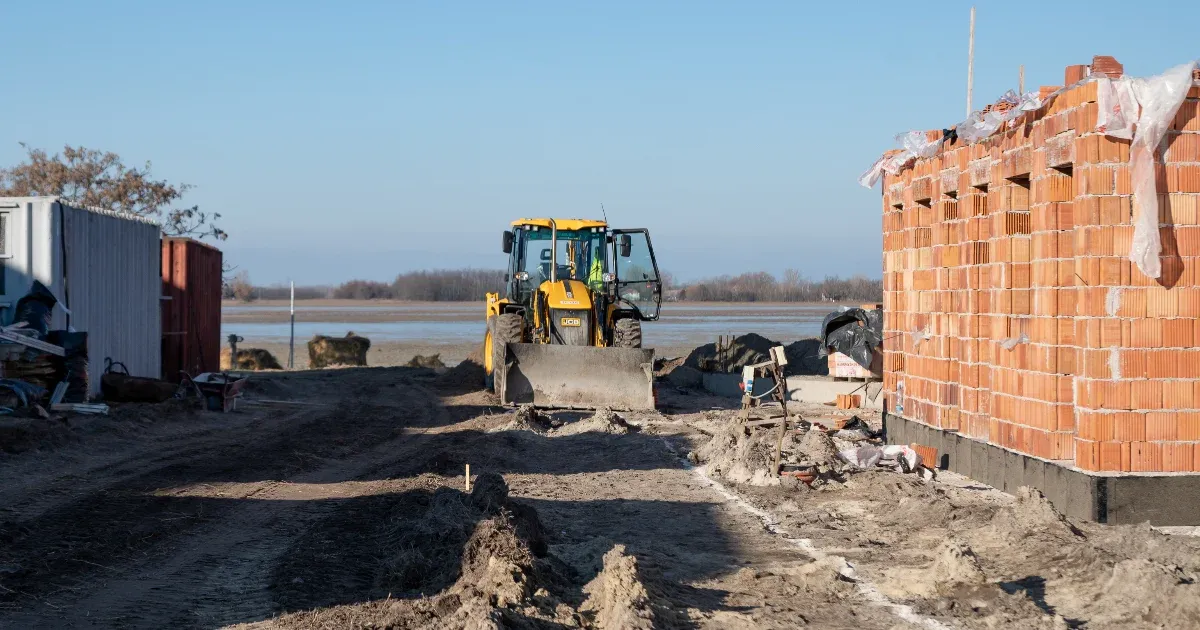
[57,203,162,394]
[0,197,163,396]
[161,238,223,380]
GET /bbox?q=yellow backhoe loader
[483,218,663,410]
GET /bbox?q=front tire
[490,313,525,392]
[613,318,643,348]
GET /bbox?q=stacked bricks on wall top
[875,56,1200,473]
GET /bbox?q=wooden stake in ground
[465,464,471,493]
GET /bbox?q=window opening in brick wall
[1006,177,1032,234]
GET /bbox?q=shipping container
[161,237,223,380]
[0,197,162,395]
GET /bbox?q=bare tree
[0,144,226,240]
[229,270,257,303]
[678,273,881,303]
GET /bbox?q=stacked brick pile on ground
[881,56,1200,473]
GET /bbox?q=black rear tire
[613,318,642,348]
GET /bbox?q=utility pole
[1019,64,1025,94]
[967,6,976,116]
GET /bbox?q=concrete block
[985,442,1007,489]
[970,440,989,482]
[1064,468,1100,522]
[1003,450,1024,493]
[875,408,1200,524]
[1023,457,1047,494]
[1107,476,1200,525]
[1043,464,1068,516]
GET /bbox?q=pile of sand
[436,347,487,392]
[554,408,634,436]
[795,428,844,468]
[697,423,788,486]
[684,333,777,373]
[406,354,447,369]
[929,539,986,594]
[491,405,553,434]
[680,333,833,377]
[580,545,656,630]
[277,473,659,629]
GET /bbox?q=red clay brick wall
[882,72,1200,473]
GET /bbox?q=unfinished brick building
[869,57,1200,521]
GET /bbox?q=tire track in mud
[0,375,453,628]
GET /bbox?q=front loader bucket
[497,343,655,410]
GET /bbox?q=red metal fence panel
[161,238,223,381]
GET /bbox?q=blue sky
[3,1,1198,286]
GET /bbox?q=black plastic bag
[818,307,884,370]
[12,281,58,338]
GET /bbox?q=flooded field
[222,301,840,348]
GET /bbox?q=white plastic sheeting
[860,90,1045,189]
[858,131,944,188]
[862,61,1200,282]
[1095,62,1199,280]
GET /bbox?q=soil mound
[684,333,777,373]
[555,408,633,436]
[315,475,584,629]
[220,347,282,371]
[406,354,447,369]
[930,540,986,593]
[0,417,72,454]
[990,486,1085,541]
[1077,558,1200,627]
[437,347,487,391]
[581,544,656,630]
[697,423,785,486]
[796,428,843,468]
[783,338,829,375]
[492,405,553,434]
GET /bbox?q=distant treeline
[234,269,881,303]
[676,272,882,303]
[253,285,331,300]
[331,269,507,301]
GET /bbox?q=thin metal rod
[549,219,558,283]
[288,280,295,369]
[967,6,976,116]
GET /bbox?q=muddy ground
[1,365,1198,629]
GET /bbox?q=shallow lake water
[222,302,840,347]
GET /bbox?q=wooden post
[288,281,295,370]
[771,363,790,476]
[966,6,976,116]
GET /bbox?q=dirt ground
[1,366,1198,629]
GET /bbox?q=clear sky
[3,1,1198,286]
